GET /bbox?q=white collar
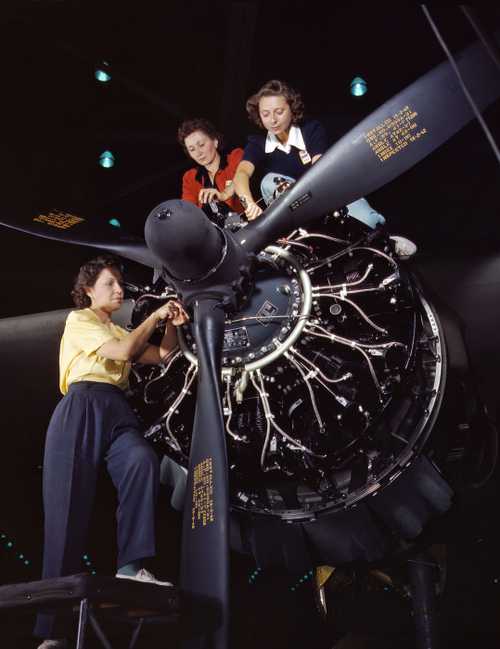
[265,124,306,154]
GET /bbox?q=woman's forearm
[98,311,161,362]
[219,181,235,202]
[135,322,180,365]
[122,312,162,361]
[159,322,179,359]
[234,169,254,204]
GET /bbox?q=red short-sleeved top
[181,148,244,213]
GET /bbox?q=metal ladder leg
[89,612,115,649]
[75,598,89,649]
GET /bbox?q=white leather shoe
[390,235,417,259]
[115,567,173,587]
[37,640,67,649]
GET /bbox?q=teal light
[108,218,121,228]
[95,68,111,83]
[99,150,115,169]
[248,567,262,584]
[1,531,32,567]
[95,62,111,83]
[350,76,367,97]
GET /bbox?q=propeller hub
[145,199,222,281]
[179,246,312,371]
[145,200,256,312]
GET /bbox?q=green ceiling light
[108,218,121,227]
[99,150,115,168]
[350,76,367,97]
[95,62,111,83]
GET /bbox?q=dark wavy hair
[177,118,224,155]
[246,79,304,129]
[71,255,123,309]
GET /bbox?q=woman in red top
[177,118,244,221]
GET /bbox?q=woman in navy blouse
[233,79,416,257]
[234,79,326,220]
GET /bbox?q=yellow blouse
[59,308,131,395]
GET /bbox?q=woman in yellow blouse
[35,254,188,648]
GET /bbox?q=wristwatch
[239,195,248,208]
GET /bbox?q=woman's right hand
[154,303,172,323]
[245,201,263,220]
[154,301,189,325]
[198,187,223,204]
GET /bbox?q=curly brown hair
[71,255,123,309]
[177,118,224,155]
[246,80,304,129]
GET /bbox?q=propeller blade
[180,299,229,649]
[236,33,500,253]
[0,210,159,268]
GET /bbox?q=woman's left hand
[198,188,223,204]
[165,300,190,326]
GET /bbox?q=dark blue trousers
[34,381,159,639]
